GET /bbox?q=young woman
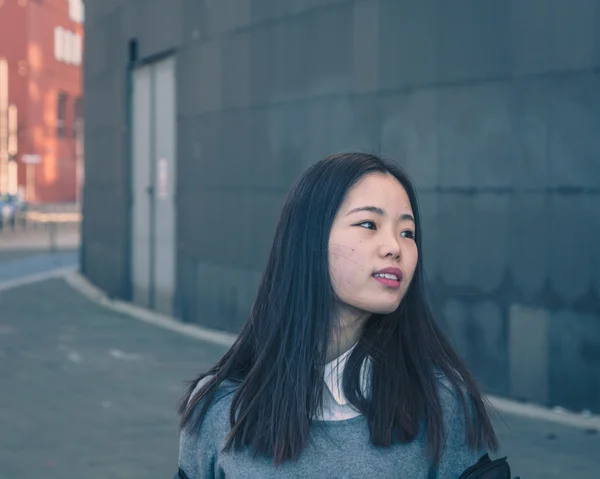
[176,153,506,478]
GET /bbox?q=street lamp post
[74,118,84,208]
[0,58,8,195]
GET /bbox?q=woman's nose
[381,234,401,260]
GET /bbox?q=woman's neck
[326,307,370,363]
[326,329,359,363]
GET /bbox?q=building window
[54,27,64,62]
[57,91,67,138]
[68,0,85,24]
[54,26,83,66]
[73,96,83,137]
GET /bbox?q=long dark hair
[179,152,498,465]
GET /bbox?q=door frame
[125,45,177,305]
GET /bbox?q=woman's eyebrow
[347,206,415,223]
[347,205,385,216]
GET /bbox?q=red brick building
[0,0,84,203]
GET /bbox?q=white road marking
[0,266,76,292]
[108,349,142,361]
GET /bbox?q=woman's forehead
[342,173,413,214]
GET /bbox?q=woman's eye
[401,230,415,239]
[357,221,376,230]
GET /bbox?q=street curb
[63,271,600,432]
[63,271,237,348]
[486,394,600,432]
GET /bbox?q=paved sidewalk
[0,278,599,478]
[0,225,80,251]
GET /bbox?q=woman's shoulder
[178,376,238,477]
[189,375,238,402]
[433,369,466,403]
[180,375,239,451]
[432,370,473,427]
[430,370,488,477]
[186,375,238,426]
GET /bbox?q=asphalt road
[0,250,77,283]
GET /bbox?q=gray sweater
[177,380,485,478]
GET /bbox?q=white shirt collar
[323,343,371,406]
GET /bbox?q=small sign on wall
[22,154,41,164]
[158,158,168,199]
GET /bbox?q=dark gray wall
[83,0,600,412]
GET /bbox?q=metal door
[131,56,176,315]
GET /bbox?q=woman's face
[328,173,418,320]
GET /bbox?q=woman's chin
[365,301,401,316]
